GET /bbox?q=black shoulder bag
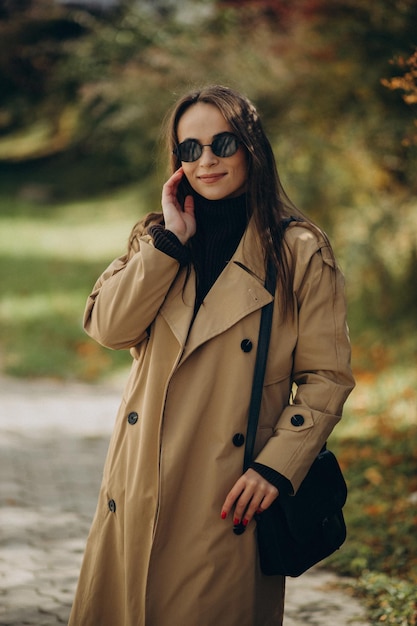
[243,260,348,577]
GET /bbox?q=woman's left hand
[221,469,278,527]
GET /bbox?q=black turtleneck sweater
[189,192,249,311]
[149,191,248,312]
[148,192,293,497]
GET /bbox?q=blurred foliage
[333,424,417,582]
[1,0,416,191]
[0,185,141,380]
[327,356,417,625]
[0,1,416,370]
[352,572,417,625]
[383,47,417,145]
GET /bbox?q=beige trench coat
[69,220,354,626]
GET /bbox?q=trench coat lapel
[184,261,272,356]
[158,264,195,347]
[160,223,273,359]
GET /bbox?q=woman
[68,85,354,626]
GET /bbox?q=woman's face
[176,102,248,201]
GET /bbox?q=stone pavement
[0,376,370,626]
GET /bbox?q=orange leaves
[382,49,417,145]
[364,503,386,517]
[364,466,384,486]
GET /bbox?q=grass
[325,350,417,625]
[0,185,145,380]
[1,181,416,624]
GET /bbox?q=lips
[198,173,226,183]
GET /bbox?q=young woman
[68,85,354,626]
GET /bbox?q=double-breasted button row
[234,339,252,449]
[127,411,139,425]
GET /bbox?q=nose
[199,145,218,165]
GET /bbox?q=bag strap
[243,259,277,472]
[242,216,299,472]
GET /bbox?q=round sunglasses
[173,132,241,163]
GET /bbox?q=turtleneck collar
[188,192,250,312]
[192,191,249,235]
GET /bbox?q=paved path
[0,377,370,625]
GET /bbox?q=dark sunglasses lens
[212,134,239,157]
[175,134,239,162]
[177,139,202,162]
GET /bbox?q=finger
[258,488,279,511]
[221,474,264,521]
[220,478,245,519]
[244,483,279,525]
[162,167,183,191]
[162,168,184,203]
[221,470,279,525]
[169,166,184,190]
[223,478,259,525]
[168,166,184,181]
[232,486,258,524]
[183,194,195,217]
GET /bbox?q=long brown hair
[164,84,309,315]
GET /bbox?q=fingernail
[256,508,263,514]
[233,517,240,525]
[221,510,227,520]
[243,518,249,526]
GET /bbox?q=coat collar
[160,221,273,357]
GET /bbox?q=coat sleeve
[83,234,181,350]
[254,230,355,493]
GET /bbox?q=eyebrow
[179,131,234,143]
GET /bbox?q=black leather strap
[243,260,277,472]
[242,216,299,472]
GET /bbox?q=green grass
[325,355,417,625]
[349,572,417,625]
[0,186,146,380]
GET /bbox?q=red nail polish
[243,518,249,526]
[221,510,227,519]
[233,517,240,525]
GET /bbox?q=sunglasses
[173,132,241,163]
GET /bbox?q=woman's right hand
[161,167,196,245]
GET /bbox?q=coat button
[291,414,305,427]
[108,499,116,513]
[127,411,139,425]
[241,339,253,353]
[232,433,245,447]
[233,522,246,535]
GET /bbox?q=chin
[197,187,236,201]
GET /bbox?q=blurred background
[0,0,416,622]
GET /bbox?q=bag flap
[278,449,347,536]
